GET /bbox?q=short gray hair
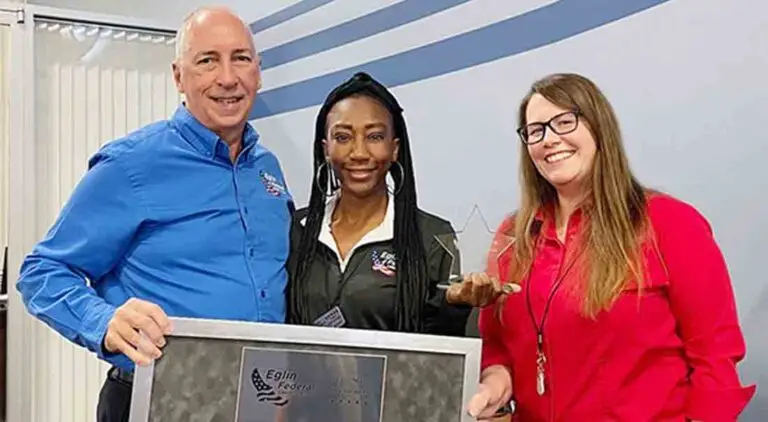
[174,6,256,60]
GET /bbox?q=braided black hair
[289,72,429,333]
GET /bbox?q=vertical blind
[25,18,179,421]
[1,20,11,422]
[1,22,9,261]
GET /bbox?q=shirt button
[244,207,249,215]
[249,248,254,257]
[260,290,266,298]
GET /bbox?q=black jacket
[286,207,472,336]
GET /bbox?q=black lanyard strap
[525,247,584,345]
[524,238,585,395]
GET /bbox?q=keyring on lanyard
[524,233,585,396]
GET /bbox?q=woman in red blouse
[446,73,755,421]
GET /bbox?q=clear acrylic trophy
[434,206,518,295]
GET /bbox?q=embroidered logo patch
[259,170,286,197]
[371,250,396,277]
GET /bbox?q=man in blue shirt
[15,6,292,421]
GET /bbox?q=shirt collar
[170,104,260,160]
[304,191,395,270]
[535,203,584,242]
[321,191,395,236]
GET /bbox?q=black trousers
[96,367,132,422]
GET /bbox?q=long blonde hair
[508,73,648,318]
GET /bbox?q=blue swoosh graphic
[250,0,671,120]
[249,0,334,34]
[259,0,471,70]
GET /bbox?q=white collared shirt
[301,191,395,272]
[319,191,394,272]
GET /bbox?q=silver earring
[314,161,339,197]
[388,161,405,196]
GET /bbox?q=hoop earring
[388,161,405,196]
[314,161,339,197]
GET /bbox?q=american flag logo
[251,368,289,407]
[259,171,286,197]
[371,250,396,277]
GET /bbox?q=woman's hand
[445,272,521,308]
[467,365,514,419]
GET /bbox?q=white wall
[247,0,768,418]
[26,0,329,31]
[6,0,768,420]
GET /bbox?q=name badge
[313,305,346,328]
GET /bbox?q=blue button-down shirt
[16,105,293,371]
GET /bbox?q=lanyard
[524,238,585,396]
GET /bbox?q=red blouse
[478,193,755,421]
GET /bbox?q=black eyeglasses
[517,111,580,145]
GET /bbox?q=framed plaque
[129,317,481,422]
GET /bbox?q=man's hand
[103,298,172,366]
[445,272,521,308]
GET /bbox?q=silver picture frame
[129,317,481,422]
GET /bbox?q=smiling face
[523,93,597,194]
[172,9,261,143]
[324,95,400,198]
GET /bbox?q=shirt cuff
[481,353,512,372]
[685,384,757,421]
[88,306,137,372]
[82,302,116,360]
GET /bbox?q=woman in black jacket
[287,72,470,336]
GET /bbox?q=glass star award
[487,230,518,293]
[433,231,462,289]
[434,206,517,291]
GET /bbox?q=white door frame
[1,3,175,420]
